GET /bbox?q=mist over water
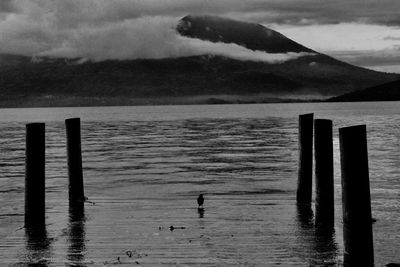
[0,102,399,266]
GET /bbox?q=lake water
[0,102,399,266]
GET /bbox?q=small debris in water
[84,196,96,205]
[169,225,186,231]
[15,226,25,232]
[123,249,146,259]
[200,234,211,240]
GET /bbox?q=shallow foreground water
[0,102,399,266]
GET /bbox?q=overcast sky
[1,0,399,72]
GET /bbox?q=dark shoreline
[0,96,326,109]
[1,95,399,109]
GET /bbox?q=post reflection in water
[295,204,339,266]
[197,207,205,218]
[314,224,339,265]
[296,204,314,228]
[67,203,86,265]
[25,224,52,266]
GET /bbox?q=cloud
[384,36,400,41]
[37,16,312,62]
[231,0,400,26]
[0,0,398,70]
[368,65,400,74]
[2,1,400,31]
[184,39,313,63]
[272,22,400,72]
[0,0,18,13]
[273,23,400,52]
[0,1,314,62]
[330,50,400,65]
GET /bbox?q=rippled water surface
[0,102,400,266]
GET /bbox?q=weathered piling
[339,125,374,267]
[297,113,314,205]
[314,119,334,226]
[25,123,45,228]
[66,118,85,204]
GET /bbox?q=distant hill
[0,15,398,107]
[328,79,400,102]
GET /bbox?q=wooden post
[66,118,85,204]
[297,113,314,205]
[339,125,374,266]
[25,123,45,228]
[314,119,334,226]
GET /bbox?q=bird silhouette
[197,194,204,208]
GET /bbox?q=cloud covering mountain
[0,0,399,71]
[0,2,311,62]
[0,14,398,107]
[37,16,312,62]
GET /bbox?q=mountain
[328,79,400,102]
[0,15,398,107]
[177,15,313,53]
[177,15,399,95]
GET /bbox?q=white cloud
[0,1,313,63]
[0,0,399,71]
[272,23,400,72]
[279,23,400,51]
[38,16,312,62]
[272,23,400,52]
[178,37,313,63]
[368,64,400,74]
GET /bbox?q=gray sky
[1,0,399,72]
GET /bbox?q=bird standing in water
[197,194,204,208]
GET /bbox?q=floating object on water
[169,225,186,231]
[197,194,204,208]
